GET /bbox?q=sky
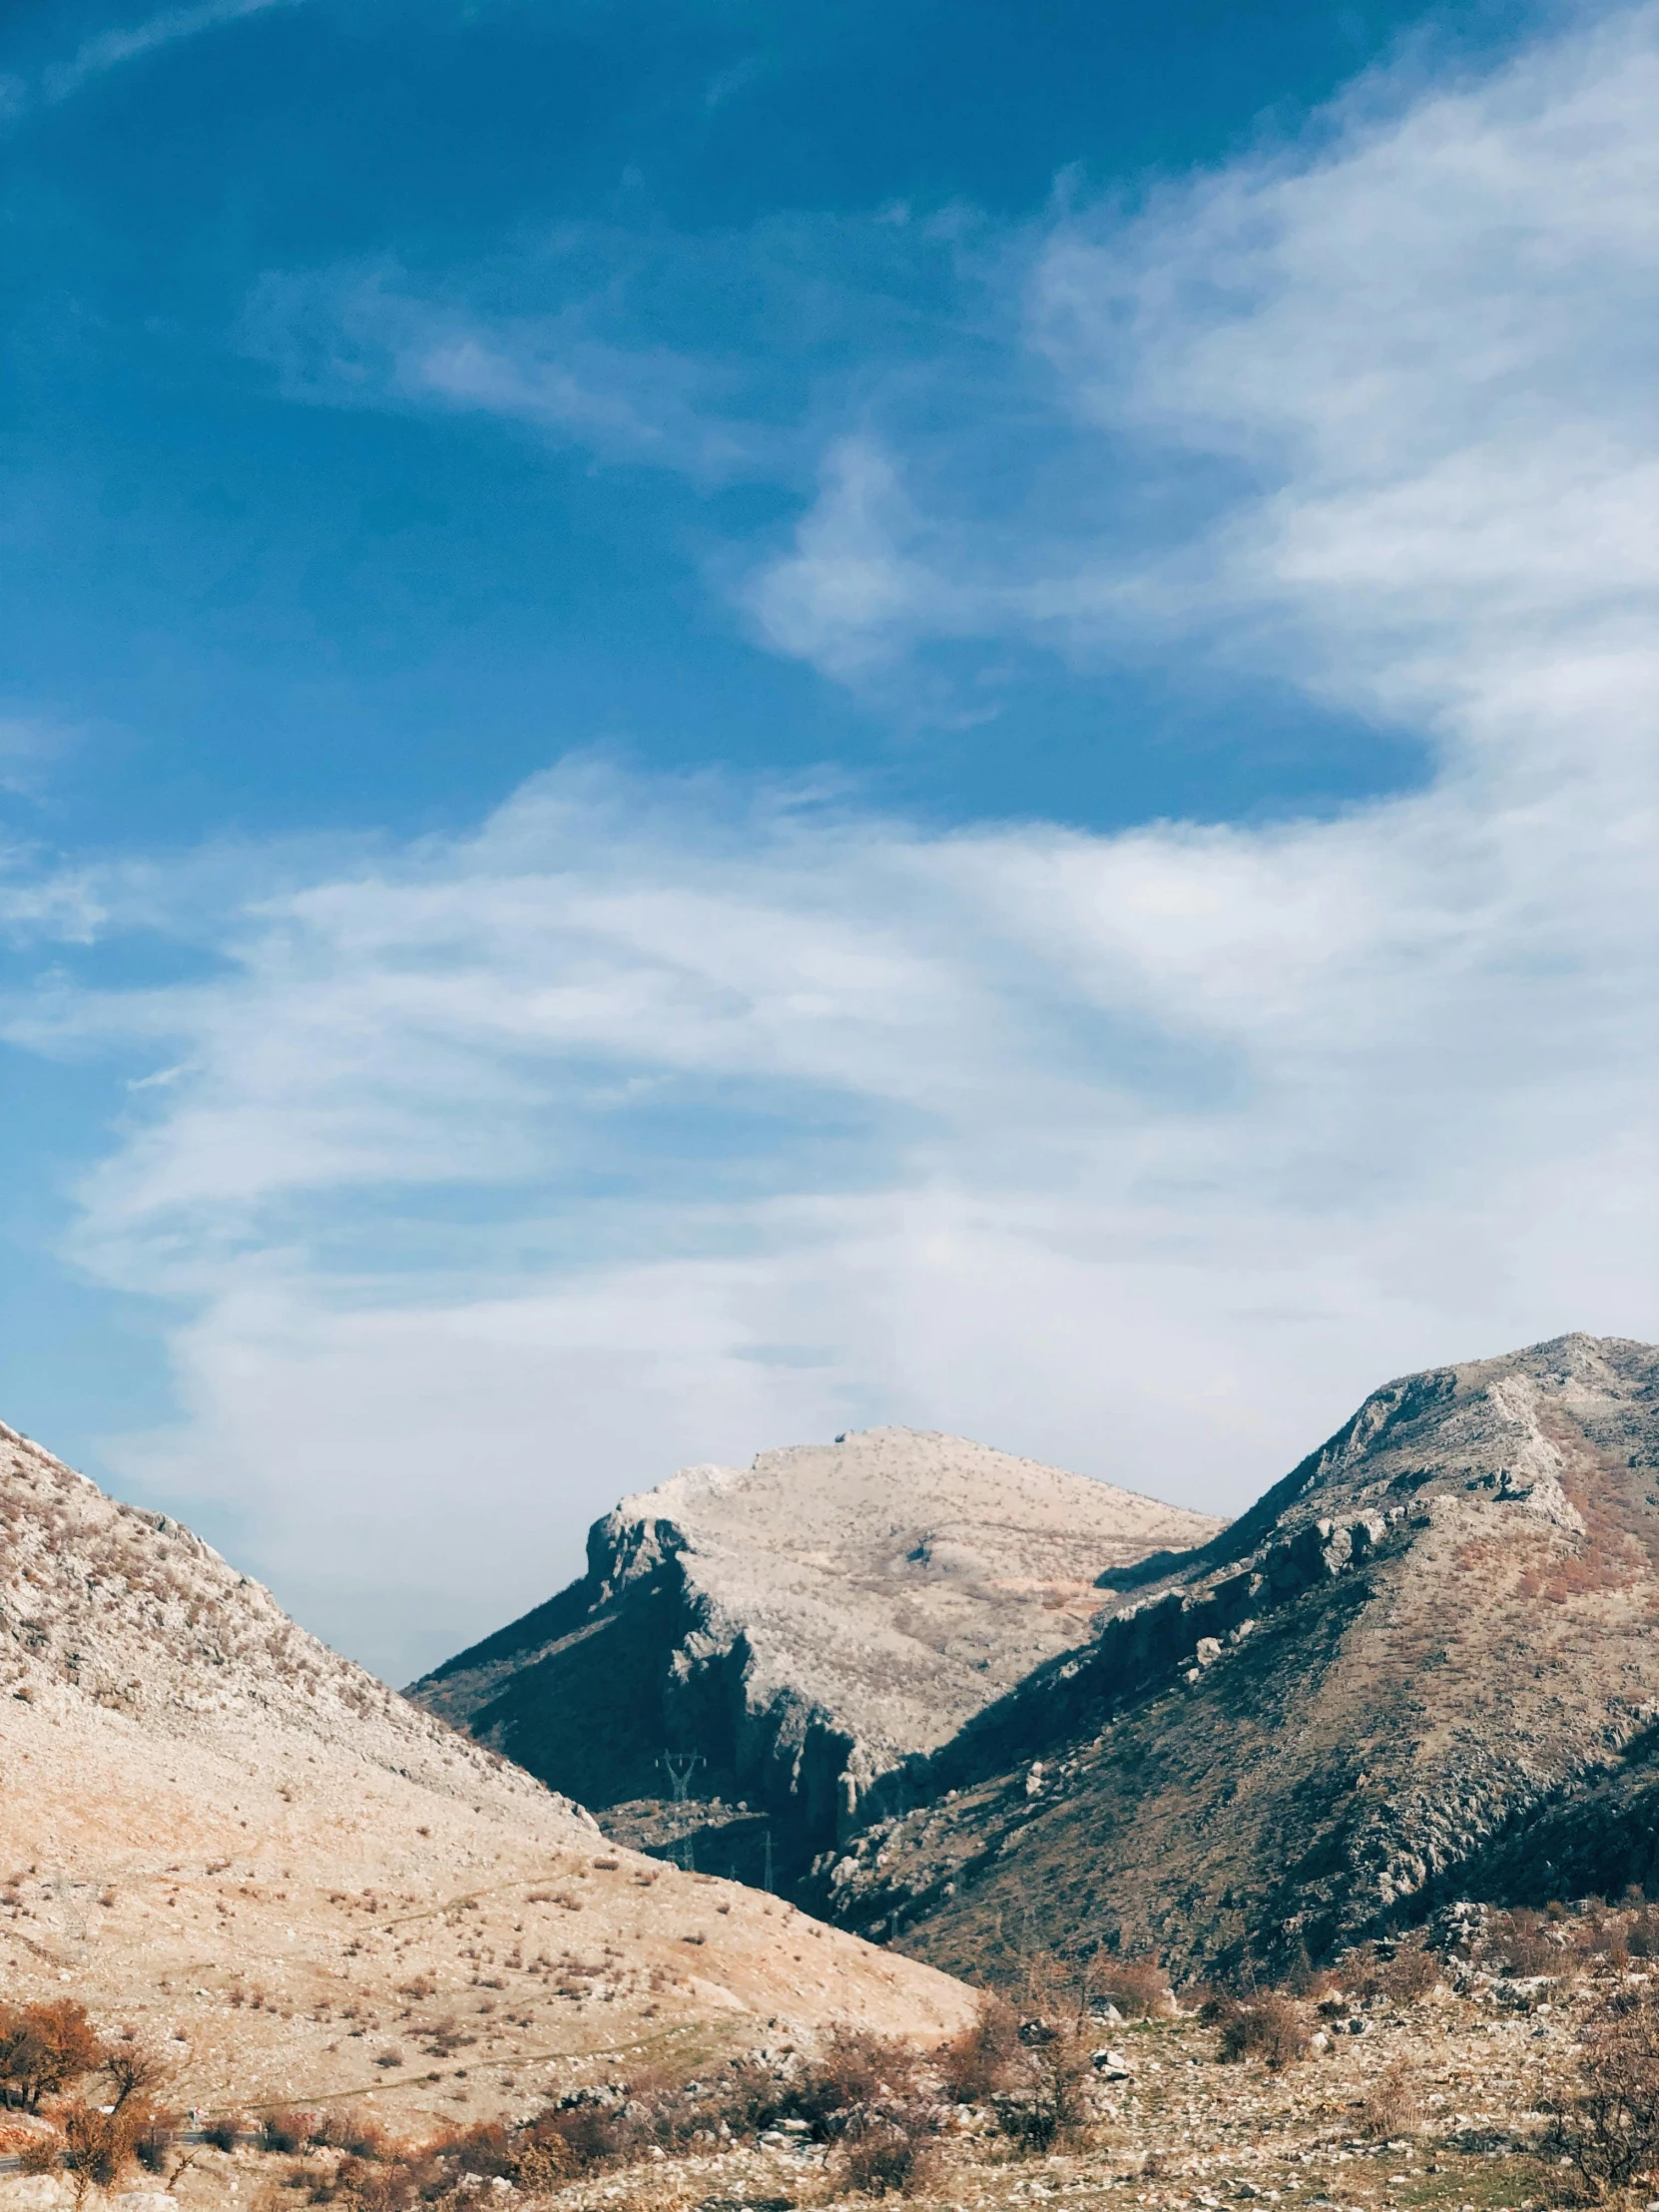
[2,0,1655,1687]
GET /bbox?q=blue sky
[3,0,1656,1683]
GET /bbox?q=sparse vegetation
[938,1989,1023,2102]
[1543,1983,1659,2196]
[1357,2056,1420,2139]
[1208,1991,1311,2070]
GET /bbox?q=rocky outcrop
[408,1428,1222,1880]
[808,1335,1659,1977]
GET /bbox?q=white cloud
[750,5,1659,742]
[5,6,1657,1684]
[39,0,302,104]
[740,438,979,676]
[243,260,774,483]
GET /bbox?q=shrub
[1481,1910,1564,1979]
[529,2097,630,2170]
[1372,1937,1439,2003]
[1212,1994,1311,2070]
[99,2041,171,2112]
[834,2106,939,2197]
[202,2116,243,2152]
[793,2023,918,2125]
[1542,1985,1659,2195]
[991,2026,1096,2152]
[261,2110,313,2154]
[133,2114,176,2173]
[1358,2060,1421,2139]
[15,2130,62,2175]
[321,2153,418,2212]
[939,1991,1023,2102]
[61,2098,156,2200]
[1093,1957,1172,2019]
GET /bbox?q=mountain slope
[409,1427,1221,1880]
[810,1336,1659,1977]
[0,1419,973,2130]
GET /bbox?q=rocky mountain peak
[411,1426,1222,1880]
[813,1336,1659,1977]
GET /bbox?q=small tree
[99,2040,170,2113]
[1543,1987,1659,2197]
[989,1954,1100,2151]
[62,2099,150,2203]
[0,2001,103,2112]
[939,1990,1023,2102]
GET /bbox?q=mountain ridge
[809,1334,1659,1976]
[410,1426,1222,1878]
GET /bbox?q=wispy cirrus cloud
[243,260,768,482]
[743,6,1659,736]
[4,5,1656,1683]
[14,0,304,110]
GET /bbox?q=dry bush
[15,2130,62,2176]
[794,2023,918,2123]
[1376,1936,1439,2003]
[1542,1985,1659,2196]
[261,2109,314,2154]
[938,1990,1023,2102]
[1211,1994,1311,2070]
[133,2112,177,2173]
[991,2023,1096,2152]
[202,2116,243,2152]
[1344,1936,1439,2004]
[1358,2059,1421,2139]
[335,2116,392,2161]
[305,2117,545,2212]
[1481,1910,1565,1978]
[319,2152,418,2212]
[99,2039,171,2112]
[61,2097,157,2200]
[505,2136,577,2191]
[529,2096,633,2171]
[833,2106,939,2197]
[1092,1956,1172,2019]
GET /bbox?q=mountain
[0,1418,973,2131]
[810,1335,1659,1979]
[408,1428,1221,1884]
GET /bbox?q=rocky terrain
[811,1336,1659,1978]
[408,1430,1220,1881]
[2,1896,1639,2212]
[0,1417,974,2135]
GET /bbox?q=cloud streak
[38,0,303,105]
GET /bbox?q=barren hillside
[0,1419,973,2134]
[813,1336,1659,1977]
[409,1428,1221,1880]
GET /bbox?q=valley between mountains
[4,1332,1659,2212]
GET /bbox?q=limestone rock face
[0,1419,974,2131]
[409,1427,1221,1875]
[810,1336,1659,1978]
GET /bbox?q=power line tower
[659,1751,704,1803]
